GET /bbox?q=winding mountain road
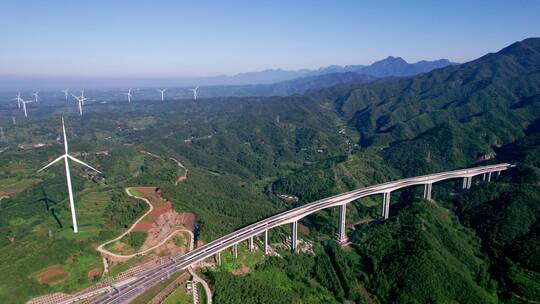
[97,187,194,259]
[97,154,189,259]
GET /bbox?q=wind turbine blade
[67,155,102,173]
[38,155,66,172]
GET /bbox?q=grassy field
[162,283,193,304]
[218,240,266,273]
[0,178,42,194]
[107,256,145,278]
[130,271,185,304]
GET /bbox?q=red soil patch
[37,265,69,285]
[87,268,102,280]
[232,262,251,276]
[132,187,173,232]
[0,188,23,196]
[298,223,310,235]
[129,187,197,253]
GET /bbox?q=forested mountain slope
[319,38,540,176]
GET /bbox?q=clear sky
[0,0,539,78]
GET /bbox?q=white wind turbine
[71,92,88,116]
[123,89,133,103]
[13,92,23,108]
[38,118,101,233]
[62,89,70,102]
[21,99,31,117]
[157,88,167,102]
[33,91,39,103]
[188,86,199,100]
[80,90,86,105]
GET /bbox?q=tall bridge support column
[487,172,492,182]
[233,243,238,258]
[382,192,391,220]
[496,171,501,179]
[264,230,269,255]
[216,252,221,266]
[249,236,254,252]
[423,183,433,201]
[337,204,348,245]
[462,177,472,189]
[292,221,298,252]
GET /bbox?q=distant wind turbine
[13,92,23,108]
[123,89,133,103]
[71,93,87,116]
[157,88,167,102]
[62,89,70,102]
[188,86,199,100]
[21,98,32,118]
[38,118,101,233]
[33,91,39,103]
[80,90,86,105]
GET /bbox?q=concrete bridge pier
[264,230,269,255]
[249,236,254,252]
[423,183,433,201]
[462,177,472,189]
[292,221,298,252]
[382,192,391,219]
[487,172,492,182]
[216,252,221,266]
[233,243,238,258]
[337,204,348,244]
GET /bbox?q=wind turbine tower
[158,88,167,102]
[188,86,199,100]
[80,90,86,105]
[123,89,133,103]
[71,93,88,116]
[21,98,31,118]
[38,118,101,233]
[13,92,23,108]
[33,91,39,103]
[62,89,70,102]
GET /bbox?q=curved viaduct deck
[91,163,512,304]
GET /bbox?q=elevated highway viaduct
[89,163,512,304]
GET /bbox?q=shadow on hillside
[36,186,64,228]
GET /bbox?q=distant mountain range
[0,56,457,92]
[195,57,457,97]
[206,56,457,86]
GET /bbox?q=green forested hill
[319,37,540,175]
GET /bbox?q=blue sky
[0,0,539,77]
